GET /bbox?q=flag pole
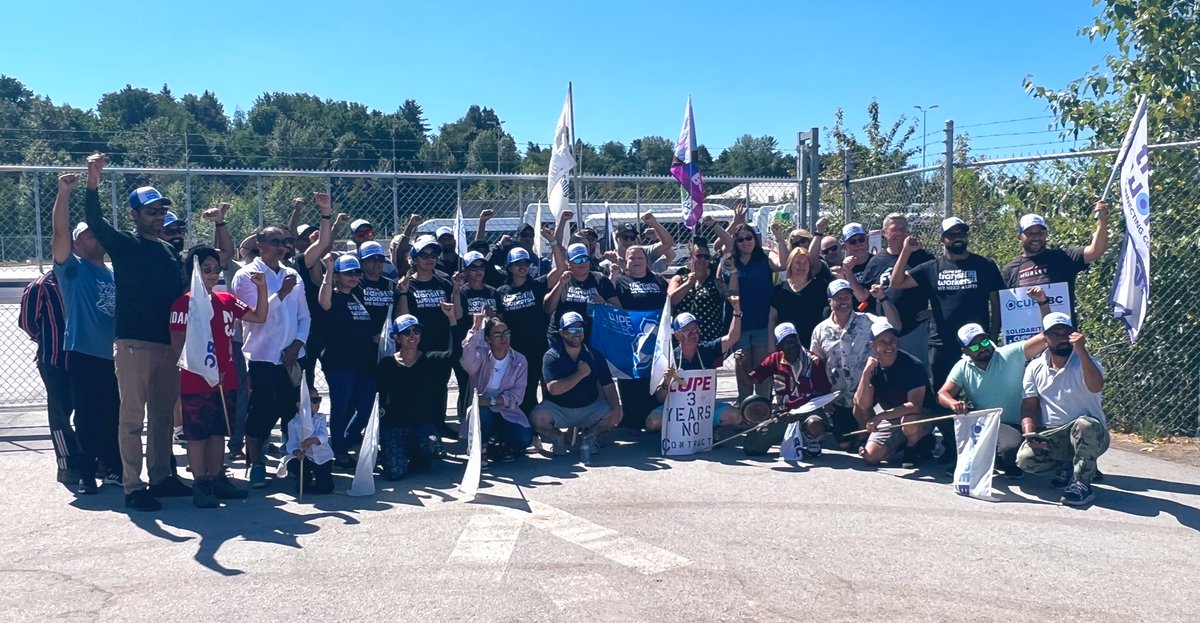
[1099,95,1148,204]
[216,383,232,443]
[568,82,583,234]
[298,453,305,500]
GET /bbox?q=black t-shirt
[546,272,618,341]
[396,273,456,353]
[676,339,725,371]
[614,272,667,312]
[542,343,614,408]
[293,255,325,330]
[436,250,461,278]
[377,350,456,428]
[456,283,499,340]
[359,275,395,333]
[859,249,935,333]
[769,264,833,348]
[496,276,550,353]
[908,253,1003,347]
[322,289,377,371]
[868,351,937,411]
[1001,246,1088,323]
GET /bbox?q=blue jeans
[476,406,533,451]
[325,367,377,455]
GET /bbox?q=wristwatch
[489,396,497,407]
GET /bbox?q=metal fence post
[184,168,192,245]
[842,148,853,224]
[456,178,463,222]
[110,179,119,226]
[796,132,807,228]
[392,176,399,235]
[256,175,264,228]
[518,182,524,222]
[32,173,43,274]
[808,127,820,226]
[944,119,954,217]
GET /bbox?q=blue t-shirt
[736,255,773,331]
[53,255,116,360]
[948,342,1027,426]
[542,343,614,408]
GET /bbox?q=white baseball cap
[827,279,853,298]
[672,312,699,331]
[1042,312,1073,331]
[940,217,969,235]
[957,323,987,347]
[1018,214,1047,234]
[773,322,798,343]
[869,320,898,340]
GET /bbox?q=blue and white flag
[1108,96,1151,343]
[953,408,1003,500]
[649,296,673,394]
[547,87,576,227]
[589,304,662,380]
[177,257,220,388]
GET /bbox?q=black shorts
[181,390,235,441]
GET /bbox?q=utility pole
[913,104,939,169]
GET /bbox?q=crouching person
[646,311,744,433]
[733,322,831,457]
[284,388,334,495]
[461,309,532,463]
[1017,313,1108,506]
[377,311,456,480]
[530,312,621,458]
[852,321,936,468]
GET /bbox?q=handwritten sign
[660,370,716,456]
[999,281,1071,342]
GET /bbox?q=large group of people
[22,152,1115,512]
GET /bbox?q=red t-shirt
[746,350,832,412]
[169,291,250,394]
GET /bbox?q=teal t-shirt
[946,342,1027,425]
[53,255,116,360]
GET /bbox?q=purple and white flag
[670,96,704,229]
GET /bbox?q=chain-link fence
[0,166,802,405]
[824,139,1200,438]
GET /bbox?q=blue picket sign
[588,304,662,380]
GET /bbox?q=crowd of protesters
[22,153,1114,510]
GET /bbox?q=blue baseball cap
[559,311,585,328]
[359,241,385,260]
[129,186,172,209]
[409,235,440,259]
[841,223,867,242]
[392,314,423,335]
[672,312,699,331]
[507,247,531,265]
[462,250,486,268]
[333,255,362,273]
[162,211,180,227]
[567,243,590,263]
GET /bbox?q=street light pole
[913,104,939,169]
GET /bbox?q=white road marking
[447,513,525,567]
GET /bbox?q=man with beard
[936,289,1050,479]
[1001,203,1110,325]
[530,312,621,457]
[161,211,186,256]
[888,217,1004,463]
[1016,313,1108,506]
[735,322,830,457]
[435,226,462,276]
[83,154,188,511]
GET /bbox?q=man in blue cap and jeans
[531,312,622,457]
[82,154,188,511]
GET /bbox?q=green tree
[712,135,789,177]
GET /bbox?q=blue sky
[0,1,1114,160]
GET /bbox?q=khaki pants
[114,339,180,494]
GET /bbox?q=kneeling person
[531,312,621,457]
[734,322,831,456]
[1017,313,1108,506]
[284,388,334,495]
[852,321,936,467]
[646,310,744,433]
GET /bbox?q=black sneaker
[499,448,517,463]
[334,453,355,469]
[1050,463,1072,488]
[801,433,823,459]
[900,446,921,469]
[56,467,82,486]
[212,473,248,499]
[1003,462,1025,480]
[102,471,123,487]
[436,423,460,441]
[936,445,956,465]
[1093,468,1105,483]
[125,489,162,512]
[148,476,193,498]
[193,480,219,508]
[76,477,98,495]
[1061,480,1095,506]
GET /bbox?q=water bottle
[579,436,593,465]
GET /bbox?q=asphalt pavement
[1,377,1198,622]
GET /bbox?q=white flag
[177,257,220,388]
[454,199,469,260]
[1109,97,1151,343]
[534,203,545,263]
[649,296,674,395]
[547,88,576,224]
[953,408,1003,500]
[347,397,381,497]
[459,391,482,500]
[276,372,315,478]
[377,301,395,361]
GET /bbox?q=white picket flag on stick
[952,408,1003,500]
[348,305,394,496]
[459,391,482,500]
[1108,96,1151,343]
[547,85,576,244]
[649,296,674,396]
[178,257,220,388]
[277,372,316,479]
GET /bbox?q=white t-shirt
[485,353,511,397]
[1022,351,1106,428]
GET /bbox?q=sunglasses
[967,338,993,353]
[509,260,531,268]
[569,256,590,265]
[489,330,512,339]
[844,236,867,245]
[465,263,485,272]
[338,270,363,277]
[416,252,439,260]
[165,223,189,233]
[692,253,712,261]
[791,238,812,247]
[735,236,756,243]
[139,207,169,216]
[619,235,638,242]
[355,228,374,236]
[821,245,840,255]
[397,328,422,337]
[264,237,296,247]
[563,326,585,335]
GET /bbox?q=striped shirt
[18,271,67,369]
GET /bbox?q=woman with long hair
[668,237,739,343]
[768,247,833,349]
[495,247,550,416]
[612,245,666,428]
[318,253,379,468]
[460,310,531,462]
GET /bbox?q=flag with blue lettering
[1109,96,1151,343]
[953,408,1002,500]
[588,304,662,380]
[177,257,220,388]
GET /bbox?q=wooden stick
[216,383,232,442]
[847,409,1001,437]
[711,416,779,448]
[298,454,305,501]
